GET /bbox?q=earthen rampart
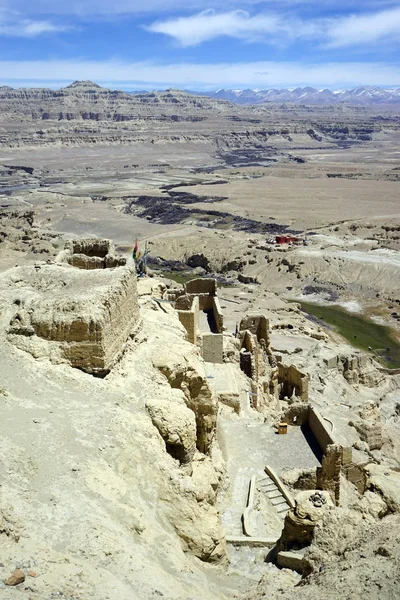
[8,264,140,375]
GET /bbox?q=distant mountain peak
[64,80,103,90]
[197,86,400,106]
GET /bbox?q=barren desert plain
[0,81,400,599]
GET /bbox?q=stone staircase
[257,473,291,519]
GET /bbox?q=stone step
[267,490,283,499]
[257,477,272,484]
[270,496,286,506]
[259,482,278,491]
[276,504,290,513]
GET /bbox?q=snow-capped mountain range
[196,87,400,105]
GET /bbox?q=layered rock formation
[0,81,396,157]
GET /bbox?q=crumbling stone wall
[278,363,309,401]
[316,444,342,506]
[239,314,269,346]
[185,278,216,296]
[238,314,278,411]
[202,333,224,364]
[176,295,199,344]
[64,238,126,270]
[342,462,367,494]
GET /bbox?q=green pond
[297,301,400,369]
[158,270,197,285]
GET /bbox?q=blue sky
[0,0,399,90]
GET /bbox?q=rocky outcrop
[146,393,197,466]
[153,350,218,455]
[350,402,384,451]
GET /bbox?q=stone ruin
[280,403,354,506]
[277,363,309,402]
[238,314,278,410]
[62,237,127,270]
[168,278,225,363]
[324,351,385,387]
[272,489,334,573]
[8,241,139,375]
[235,314,311,412]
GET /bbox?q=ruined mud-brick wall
[71,238,111,257]
[64,238,127,270]
[342,462,367,494]
[68,254,126,270]
[240,330,258,407]
[176,295,199,345]
[8,265,140,374]
[351,403,384,451]
[239,314,270,346]
[184,278,223,333]
[211,296,223,334]
[279,405,355,504]
[237,313,280,410]
[202,333,224,364]
[325,352,385,387]
[309,406,352,464]
[308,407,334,453]
[281,403,310,425]
[239,329,273,411]
[316,444,342,506]
[278,363,309,401]
[239,314,279,397]
[281,405,353,463]
[185,278,216,296]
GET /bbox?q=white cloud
[0,59,399,89]
[146,6,400,49]
[0,19,68,36]
[325,7,400,48]
[145,9,288,46]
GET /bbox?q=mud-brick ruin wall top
[177,296,199,345]
[212,296,223,333]
[175,295,194,310]
[239,314,269,345]
[70,238,112,258]
[7,265,140,375]
[185,278,216,296]
[308,407,334,453]
[66,238,127,270]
